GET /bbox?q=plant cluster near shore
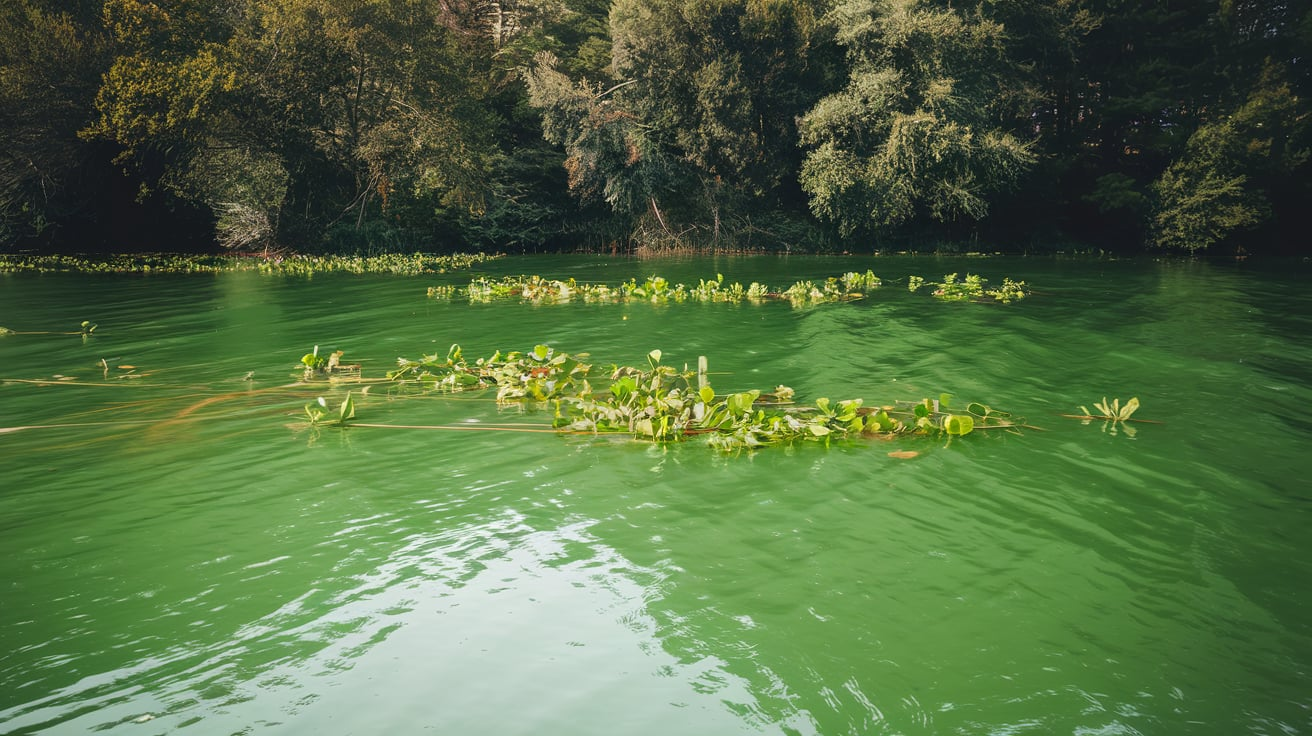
[0,252,501,276]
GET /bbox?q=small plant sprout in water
[301,345,327,375]
[300,345,360,379]
[305,392,355,427]
[1086,396,1140,422]
[1073,397,1145,437]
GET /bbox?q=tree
[85,0,504,251]
[797,0,1035,237]
[1152,62,1310,252]
[0,2,109,246]
[451,0,622,251]
[524,52,684,216]
[526,0,831,246]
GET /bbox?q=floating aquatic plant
[0,252,500,276]
[301,346,328,373]
[305,392,355,426]
[1064,397,1156,437]
[427,270,1025,308]
[0,338,1026,452]
[376,344,1027,450]
[991,278,1028,303]
[299,346,360,380]
[1083,396,1140,422]
[388,343,592,401]
[932,273,1028,303]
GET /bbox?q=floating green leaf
[944,414,975,436]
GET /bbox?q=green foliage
[0,252,499,275]
[1077,396,1143,437]
[931,273,1028,303]
[300,345,328,373]
[305,391,355,426]
[179,147,289,251]
[524,51,684,215]
[299,345,360,380]
[1081,397,1140,422]
[388,343,593,402]
[933,273,985,301]
[525,0,829,246]
[608,0,824,198]
[798,0,1035,236]
[0,1,111,245]
[430,270,1028,306]
[1083,173,1150,217]
[1152,63,1310,252]
[4,0,1309,254]
[987,278,1029,304]
[383,344,1024,450]
[84,0,503,251]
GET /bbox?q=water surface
[2,255,1309,735]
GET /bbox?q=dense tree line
[1,0,1307,254]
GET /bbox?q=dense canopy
[1,0,1307,254]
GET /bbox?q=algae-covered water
[2,255,1309,735]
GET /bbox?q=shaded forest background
[1,0,1308,255]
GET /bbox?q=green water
[1,255,1309,735]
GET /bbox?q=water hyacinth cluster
[388,343,592,402]
[908,272,1029,303]
[429,271,1026,306]
[450,272,880,306]
[383,344,1022,450]
[0,252,500,275]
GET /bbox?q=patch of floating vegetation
[426,271,1028,306]
[0,341,1146,453]
[298,344,1032,451]
[0,252,501,276]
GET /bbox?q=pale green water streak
[1,255,1309,735]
